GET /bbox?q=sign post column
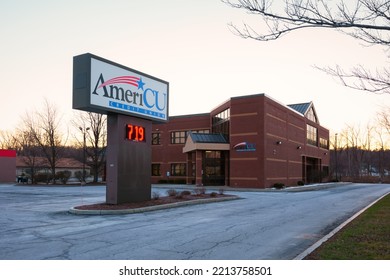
[106,114,152,204]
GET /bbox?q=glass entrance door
[305,157,321,183]
[202,151,225,186]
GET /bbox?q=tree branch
[317,65,390,94]
[223,0,390,43]
[223,0,390,94]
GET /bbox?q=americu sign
[73,53,169,122]
[72,53,169,204]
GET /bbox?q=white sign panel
[89,57,168,121]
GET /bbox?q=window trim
[151,163,161,176]
[170,131,187,144]
[306,124,318,146]
[170,163,186,176]
[152,132,161,145]
[320,137,329,149]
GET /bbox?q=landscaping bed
[74,189,236,211]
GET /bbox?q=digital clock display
[126,124,145,142]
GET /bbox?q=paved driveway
[0,183,389,259]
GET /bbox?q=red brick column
[195,150,203,186]
[186,152,193,184]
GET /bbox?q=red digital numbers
[126,124,145,142]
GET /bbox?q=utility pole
[335,133,338,181]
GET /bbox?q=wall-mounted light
[297,146,302,150]
[276,141,282,145]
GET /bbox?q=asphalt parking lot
[0,183,389,260]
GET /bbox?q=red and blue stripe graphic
[233,142,256,152]
[233,142,248,149]
[98,76,141,89]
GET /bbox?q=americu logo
[91,73,167,119]
[98,75,145,90]
[233,142,256,152]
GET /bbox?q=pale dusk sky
[1,0,389,136]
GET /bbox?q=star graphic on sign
[137,78,145,90]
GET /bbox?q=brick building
[151,94,329,188]
[0,149,16,183]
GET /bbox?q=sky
[1,0,389,136]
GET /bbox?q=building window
[212,108,230,137]
[171,163,186,176]
[152,132,161,145]
[307,124,318,146]
[151,164,161,176]
[193,129,210,134]
[306,107,317,123]
[320,138,328,149]
[170,131,187,144]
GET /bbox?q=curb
[294,191,390,260]
[152,182,351,193]
[69,195,240,215]
[281,182,352,192]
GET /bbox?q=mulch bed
[75,194,233,210]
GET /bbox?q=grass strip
[306,193,390,260]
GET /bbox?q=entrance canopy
[183,132,229,153]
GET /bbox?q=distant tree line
[330,149,390,183]
[0,99,106,184]
[330,110,390,182]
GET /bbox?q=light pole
[79,127,90,184]
[335,133,338,182]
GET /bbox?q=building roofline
[287,102,311,116]
[262,94,308,118]
[230,93,266,101]
[210,93,268,113]
[156,93,327,129]
[287,101,322,124]
[210,93,310,119]
[153,113,210,122]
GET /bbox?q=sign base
[106,114,151,204]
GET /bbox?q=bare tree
[364,122,375,175]
[375,106,390,178]
[223,0,390,94]
[23,99,66,183]
[72,112,107,183]
[13,129,42,184]
[0,130,18,149]
[377,105,390,133]
[374,123,387,179]
[338,124,369,177]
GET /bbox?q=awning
[183,132,230,153]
